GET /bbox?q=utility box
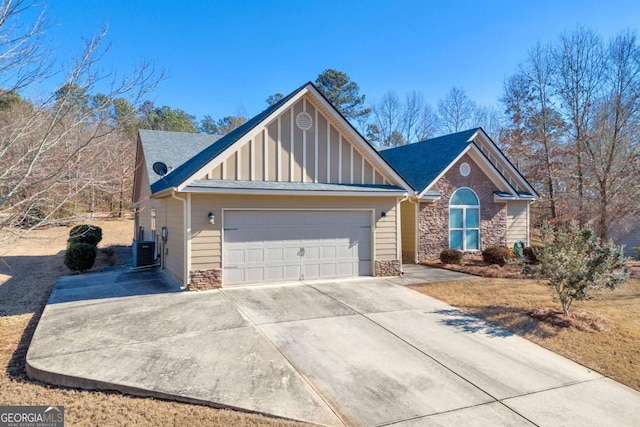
[132,240,155,267]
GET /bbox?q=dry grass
[410,273,640,391]
[0,220,305,426]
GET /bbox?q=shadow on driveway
[48,267,182,304]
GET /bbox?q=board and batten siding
[506,201,529,246]
[204,95,388,186]
[190,194,399,271]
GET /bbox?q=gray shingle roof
[149,82,310,194]
[139,129,221,188]
[188,179,405,193]
[380,128,480,191]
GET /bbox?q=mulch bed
[423,254,529,279]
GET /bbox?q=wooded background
[1,0,638,245]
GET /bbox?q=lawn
[0,220,305,426]
[410,270,640,392]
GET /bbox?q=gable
[380,128,478,191]
[471,130,538,197]
[132,140,150,206]
[380,128,538,199]
[194,92,402,187]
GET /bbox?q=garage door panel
[304,246,321,260]
[265,247,284,261]
[224,210,373,285]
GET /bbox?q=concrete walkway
[27,265,640,426]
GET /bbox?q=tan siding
[353,150,363,184]
[239,142,251,181]
[341,137,351,183]
[211,164,222,179]
[363,161,373,184]
[374,171,384,185]
[305,102,316,182]
[267,123,277,181]
[375,204,397,258]
[155,196,184,284]
[293,101,304,182]
[254,131,264,180]
[329,125,340,182]
[190,194,399,271]
[506,201,529,246]
[280,111,291,181]
[225,152,237,180]
[400,200,417,262]
[194,94,400,187]
[317,114,328,182]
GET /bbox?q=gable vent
[296,112,313,131]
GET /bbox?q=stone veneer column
[375,259,401,276]
[189,269,222,290]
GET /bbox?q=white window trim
[449,187,481,251]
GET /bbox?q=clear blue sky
[36,0,640,121]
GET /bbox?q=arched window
[449,188,480,251]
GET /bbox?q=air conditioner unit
[132,240,155,267]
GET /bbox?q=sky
[27,0,640,121]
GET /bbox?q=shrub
[523,246,542,264]
[482,246,513,266]
[632,247,640,261]
[64,243,97,273]
[440,249,463,265]
[524,222,629,315]
[68,224,102,246]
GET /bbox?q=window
[449,188,480,251]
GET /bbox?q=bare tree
[0,3,159,246]
[437,87,478,133]
[587,31,640,240]
[403,91,437,142]
[553,27,606,226]
[367,91,405,147]
[502,43,566,221]
[367,90,437,147]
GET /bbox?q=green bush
[440,249,463,265]
[482,246,513,266]
[64,243,97,273]
[632,247,640,261]
[68,224,102,246]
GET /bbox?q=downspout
[171,190,190,290]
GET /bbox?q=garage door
[223,210,372,285]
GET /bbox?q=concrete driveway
[27,266,640,426]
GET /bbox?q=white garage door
[223,210,372,285]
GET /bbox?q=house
[132,83,539,289]
[380,128,539,262]
[132,82,412,289]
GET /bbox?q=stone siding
[189,268,222,290]
[417,153,507,261]
[375,259,401,277]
